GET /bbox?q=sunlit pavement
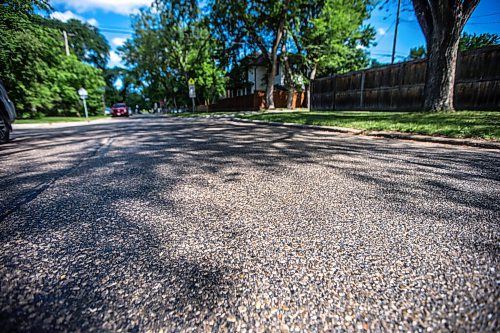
[1,117,499,332]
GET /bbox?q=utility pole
[63,30,70,56]
[391,0,401,64]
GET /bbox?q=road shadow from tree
[0,117,499,331]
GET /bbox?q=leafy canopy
[0,1,106,117]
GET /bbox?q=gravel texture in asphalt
[1,117,499,332]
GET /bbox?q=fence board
[311,46,500,111]
[208,90,307,111]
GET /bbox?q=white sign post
[78,87,89,120]
[188,78,196,112]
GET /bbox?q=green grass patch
[168,111,239,118]
[15,115,110,124]
[238,111,500,140]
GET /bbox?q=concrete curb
[228,117,500,150]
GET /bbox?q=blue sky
[47,0,500,68]
[368,0,500,62]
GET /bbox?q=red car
[111,103,129,117]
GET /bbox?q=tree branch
[411,0,433,47]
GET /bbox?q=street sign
[78,87,88,100]
[188,78,195,85]
[189,85,196,98]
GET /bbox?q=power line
[467,21,500,25]
[375,19,396,45]
[98,28,134,34]
[98,24,134,30]
[372,50,406,55]
[471,12,500,18]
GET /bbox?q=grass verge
[168,111,239,118]
[238,111,500,140]
[15,115,110,124]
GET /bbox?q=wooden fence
[209,90,307,111]
[311,45,500,111]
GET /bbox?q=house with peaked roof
[226,52,285,98]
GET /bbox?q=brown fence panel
[209,90,307,111]
[208,93,262,111]
[311,45,500,111]
[454,46,500,110]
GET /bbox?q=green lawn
[238,111,500,140]
[15,115,110,124]
[168,111,239,117]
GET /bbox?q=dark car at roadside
[0,80,16,143]
[111,103,129,117]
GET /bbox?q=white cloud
[52,0,151,15]
[50,10,99,27]
[50,10,85,22]
[112,37,126,47]
[356,44,366,50]
[87,18,99,27]
[378,28,386,36]
[108,51,124,68]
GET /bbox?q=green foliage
[103,67,142,107]
[408,46,427,60]
[121,0,227,106]
[0,0,51,30]
[407,33,499,60]
[41,18,110,69]
[210,0,292,58]
[369,58,386,68]
[459,32,499,51]
[0,3,106,118]
[302,0,375,76]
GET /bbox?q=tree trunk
[287,88,294,109]
[411,0,479,112]
[264,0,290,109]
[281,33,295,109]
[424,29,461,111]
[266,57,277,109]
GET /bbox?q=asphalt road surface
[1,116,499,332]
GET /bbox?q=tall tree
[411,0,480,111]
[42,18,111,69]
[210,0,292,109]
[0,1,105,117]
[121,0,226,108]
[0,0,51,27]
[285,0,374,108]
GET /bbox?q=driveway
[1,117,498,332]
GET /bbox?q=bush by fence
[311,45,500,111]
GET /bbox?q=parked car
[104,107,112,115]
[0,80,16,143]
[111,103,129,117]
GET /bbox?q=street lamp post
[78,87,89,120]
